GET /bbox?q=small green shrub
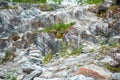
[43,53,53,64]
[44,22,75,33]
[33,22,75,39]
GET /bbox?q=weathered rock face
[0,5,90,54]
[0,3,120,56]
[0,1,9,9]
[0,1,120,80]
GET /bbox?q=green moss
[96,10,107,17]
[11,35,20,41]
[110,43,120,47]
[109,5,120,12]
[33,22,75,39]
[4,72,17,80]
[59,45,83,58]
[77,64,82,67]
[104,63,120,72]
[44,22,75,32]
[69,45,83,56]
[0,6,18,9]
[89,48,95,53]
[87,0,103,4]
[98,45,110,56]
[77,0,103,5]
[43,53,53,64]
[2,50,16,63]
[40,4,54,11]
[99,45,120,56]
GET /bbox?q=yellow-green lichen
[43,53,53,64]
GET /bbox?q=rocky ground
[0,0,120,80]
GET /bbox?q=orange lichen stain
[77,68,110,80]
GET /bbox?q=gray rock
[110,73,120,80]
[68,75,94,80]
[104,0,113,7]
[23,70,42,80]
[34,77,62,80]
[29,57,43,65]
[114,53,120,63]
[101,56,119,66]
[108,60,119,67]
[0,1,8,9]
[21,64,35,73]
[54,71,67,78]
[40,71,53,78]
[21,3,31,10]
[109,36,120,45]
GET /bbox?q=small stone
[54,71,67,78]
[23,70,42,80]
[108,60,119,67]
[68,75,94,80]
[40,71,53,78]
[110,73,120,80]
[21,64,35,74]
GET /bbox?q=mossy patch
[40,4,54,11]
[89,48,95,53]
[104,63,120,72]
[11,35,20,41]
[109,5,120,12]
[96,10,107,17]
[59,45,83,58]
[69,46,83,56]
[2,50,16,64]
[43,22,75,33]
[43,53,53,64]
[33,22,75,39]
[86,0,103,5]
